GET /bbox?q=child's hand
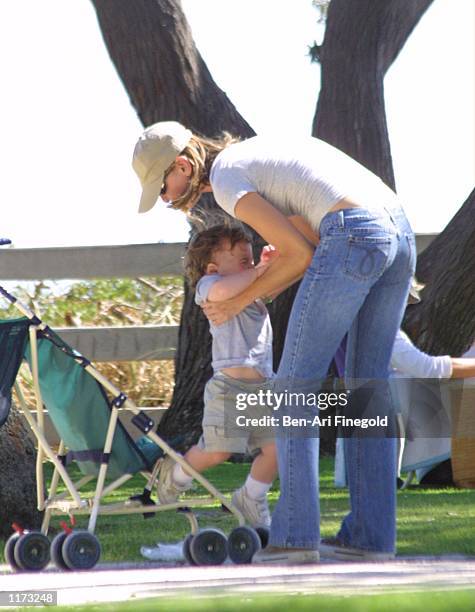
[258,244,279,266]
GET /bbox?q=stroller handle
[0,285,42,327]
[0,285,16,303]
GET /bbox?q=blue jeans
[270,205,416,553]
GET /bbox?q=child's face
[208,240,254,276]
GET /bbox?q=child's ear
[206,262,218,274]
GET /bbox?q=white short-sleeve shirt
[210,136,398,231]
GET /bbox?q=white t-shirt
[195,274,273,378]
[210,136,398,231]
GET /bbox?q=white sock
[244,475,272,500]
[172,463,193,487]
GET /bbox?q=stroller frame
[1,285,253,569]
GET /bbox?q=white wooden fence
[0,243,185,362]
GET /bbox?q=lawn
[37,590,475,612]
[34,456,475,562]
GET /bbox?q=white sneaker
[157,456,191,504]
[231,486,271,527]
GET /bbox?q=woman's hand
[201,297,243,326]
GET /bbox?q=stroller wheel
[255,526,270,549]
[189,529,228,566]
[50,532,69,570]
[62,531,101,571]
[4,533,21,571]
[183,534,198,565]
[228,526,261,564]
[13,532,50,572]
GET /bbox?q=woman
[132,121,416,563]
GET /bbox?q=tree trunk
[403,188,475,355]
[0,406,42,539]
[91,0,254,136]
[313,0,434,190]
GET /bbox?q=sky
[0,0,473,248]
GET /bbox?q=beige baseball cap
[132,121,193,213]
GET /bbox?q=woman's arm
[259,218,319,301]
[287,215,320,247]
[450,358,475,379]
[391,331,475,379]
[202,193,314,324]
[391,330,453,378]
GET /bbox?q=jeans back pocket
[344,235,392,280]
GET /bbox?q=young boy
[157,224,278,527]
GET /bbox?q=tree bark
[403,188,475,355]
[0,406,42,539]
[91,0,254,136]
[313,0,434,190]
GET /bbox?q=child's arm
[207,264,270,302]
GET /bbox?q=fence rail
[1,236,437,362]
[0,243,186,280]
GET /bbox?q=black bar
[112,393,127,408]
[0,285,16,303]
[131,412,155,434]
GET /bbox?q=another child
[157,225,278,527]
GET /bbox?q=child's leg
[249,442,278,484]
[230,444,277,527]
[157,445,232,504]
[172,446,231,485]
[238,443,277,503]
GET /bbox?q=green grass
[33,457,475,562]
[319,460,475,557]
[30,590,475,612]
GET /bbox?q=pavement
[1,557,475,607]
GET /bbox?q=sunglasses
[160,164,175,196]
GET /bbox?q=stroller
[0,285,268,571]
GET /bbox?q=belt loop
[338,210,345,228]
[384,206,400,238]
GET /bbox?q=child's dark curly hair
[185,224,252,287]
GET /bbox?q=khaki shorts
[198,372,275,454]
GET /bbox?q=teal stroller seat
[24,328,156,480]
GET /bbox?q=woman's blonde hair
[169,132,239,213]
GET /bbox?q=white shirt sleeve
[390,330,453,378]
[210,163,256,218]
